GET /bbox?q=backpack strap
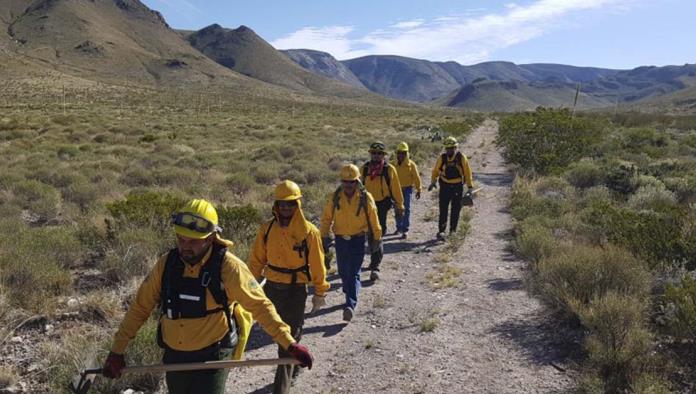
[201,244,237,343]
[161,249,185,318]
[263,217,276,245]
[267,239,312,286]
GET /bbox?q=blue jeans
[335,235,366,310]
[395,186,413,233]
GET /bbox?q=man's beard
[179,244,211,265]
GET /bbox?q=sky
[142,0,695,69]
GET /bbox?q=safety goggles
[342,180,359,184]
[171,212,215,234]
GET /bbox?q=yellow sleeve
[307,227,329,296]
[247,222,269,280]
[411,161,422,193]
[366,194,382,240]
[388,165,404,210]
[431,155,443,184]
[223,256,295,350]
[319,193,335,238]
[462,155,474,188]
[111,256,165,354]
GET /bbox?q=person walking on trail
[362,141,404,280]
[390,141,422,239]
[248,180,329,394]
[320,164,382,322]
[102,199,313,394]
[428,136,474,240]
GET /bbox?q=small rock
[67,298,79,308]
[27,363,40,372]
[10,336,23,343]
[44,324,54,332]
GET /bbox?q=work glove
[310,295,326,313]
[103,351,126,379]
[321,237,332,254]
[415,191,421,200]
[287,343,313,369]
[427,182,437,192]
[465,187,474,198]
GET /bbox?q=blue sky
[142,0,695,69]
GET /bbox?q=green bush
[534,245,650,313]
[510,177,573,220]
[578,292,654,393]
[515,216,558,266]
[497,107,605,174]
[663,275,696,342]
[603,159,640,195]
[565,160,605,189]
[101,226,169,282]
[627,184,677,212]
[12,179,61,220]
[218,204,264,261]
[106,191,185,235]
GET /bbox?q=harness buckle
[201,271,211,287]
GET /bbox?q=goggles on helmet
[171,212,216,234]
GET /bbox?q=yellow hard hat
[396,142,409,152]
[172,199,219,239]
[275,180,302,201]
[340,164,361,181]
[443,136,458,148]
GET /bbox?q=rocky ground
[225,120,581,394]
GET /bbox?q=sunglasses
[342,180,359,184]
[277,200,298,208]
[171,212,215,234]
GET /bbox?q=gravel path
[226,120,578,393]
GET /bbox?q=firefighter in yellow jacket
[428,136,474,240]
[362,141,403,280]
[390,142,422,239]
[321,164,382,321]
[102,199,313,394]
[248,180,329,394]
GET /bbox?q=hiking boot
[436,232,446,240]
[343,307,354,322]
[393,229,401,235]
[401,232,408,240]
[370,270,380,281]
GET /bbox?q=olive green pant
[164,345,233,394]
[264,282,308,394]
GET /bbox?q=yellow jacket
[111,236,294,355]
[248,205,330,297]
[390,155,422,193]
[431,152,474,187]
[320,188,382,240]
[362,162,404,210]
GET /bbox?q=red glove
[103,352,126,379]
[287,343,313,369]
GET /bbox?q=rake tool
[70,357,300,394]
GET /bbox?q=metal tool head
[69,368,101,394]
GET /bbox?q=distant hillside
[282,49,366,89]
[187,24,374,99]
[439,80,611,112]
[1,0,245,86]
[343,55,460,102]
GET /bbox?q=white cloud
[390,20,425,29]
[271,0,634,64]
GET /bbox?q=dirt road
[226,120,577,393]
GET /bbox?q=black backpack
[159,243,237,348]
[440,152,464,181]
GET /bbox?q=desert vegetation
[497,108,696,392]
[0,81,482,392]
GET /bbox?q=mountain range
[1,0,694,112]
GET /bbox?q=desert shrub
[252,165,278,185]
[515,216,558,266]
[218,204,263,253]
[0,221,77,310]
[12,179,61,220]
[65,178,100,212]
[565,160,604,189]
[510,177,572,220]
[578,292,654,393]
[106,191,185,235]
[225,172,255,195]
[603,159,640,195]
[663,275,696,342]
[439,121,472,137]
[101,226,169,282]
[497,107,605,174]
[663,175,696,203]
[534,245,650,314]
[627,184,677,212]
[621,127,670,152]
